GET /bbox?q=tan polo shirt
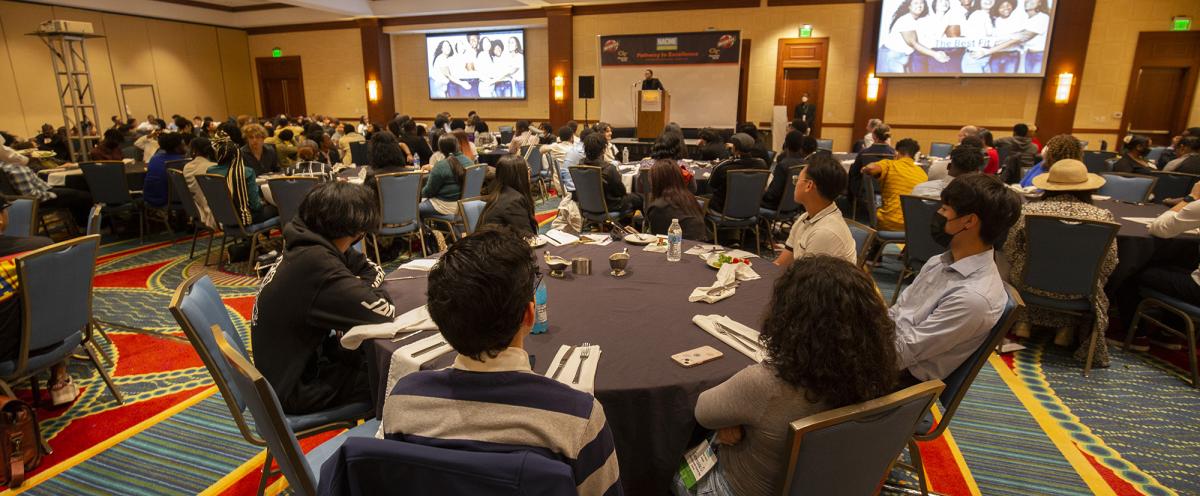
[784,203,857,264]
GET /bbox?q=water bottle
[414,155,421,169]
[667,219,683,262]
[532,281,549,334]
[621,146,629,163]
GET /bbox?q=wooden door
[120,84,159,121]
[1120,32,1200,146]
[782,68,820,121]
[256,56,306,118]
[775,38,828,137]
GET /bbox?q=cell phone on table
[671,346,723,368]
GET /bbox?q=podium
[636,90,669,140]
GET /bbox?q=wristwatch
[1186,195,1198,203]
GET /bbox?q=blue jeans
[418,199,439,218]
[1025,51,1044,74]
[671,465,736,496]
[961,52,990,73]
[989,52,1020,74]
[878,46,911,73]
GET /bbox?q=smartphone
[671,346,723,368]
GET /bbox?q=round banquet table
[1096,199,1200,292]
[364,240,783,493]
[39,162,146,191]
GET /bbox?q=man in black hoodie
[252,181,394,414]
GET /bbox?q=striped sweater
[382,347,622,495]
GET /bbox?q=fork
[572,343,592,384]
[706,281,739,296]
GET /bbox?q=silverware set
[705,281,739,296]
[547,343,593,384]
[713,322,762,354]
[385,275,426,282]
[573,343,592,384]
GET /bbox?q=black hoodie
[251,218,395,414]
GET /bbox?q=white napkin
[690,264,740,303]
[692,315,765,362]
[581,233,613,246]
[641,235,668,252]
[685,244,723,256]
[545,344,601,393]
[383,332,454,399]
[47,172,68,187]
[724,249,759,260]
[399,258,439,272]
[340,305,437,350]
[545,229,580,246]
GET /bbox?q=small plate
[704,253,752,270]
[21,150,55,158]
[623,233,658,245]
[528,235,548,248]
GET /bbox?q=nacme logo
[656,37,678,51]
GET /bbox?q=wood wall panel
[546,6,573,127]
[1034,0,1096,141]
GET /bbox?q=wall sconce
[1054,72,1073,104]
[866,74,880,102]
[799,25,813,38]
[553,75,565,103]
[367,79,379,102]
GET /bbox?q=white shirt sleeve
[1149,201,1200,238]
[0,145,29,166]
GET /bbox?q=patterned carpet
[1,215,1198,495]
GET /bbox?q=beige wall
[0,0,254,139]
[885,79,1042,147]
[391,28,550,124]
[247,29,367,119]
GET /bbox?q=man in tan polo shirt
[774,153,857,266]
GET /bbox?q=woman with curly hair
[1019,133,1083,188]
[674,255,899,496]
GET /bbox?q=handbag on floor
[0,396,45,488]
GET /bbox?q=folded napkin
[545,229,580,246]
[641,235,669,252]
[685,244,723,256]
[724,249,759,260]
[545,344,602,393]
[340,305,436,350]
[383,332,454,400]
[692,315,765,362]
[399,258,439,272]
[581,234,613,246]
[690,264,740,303]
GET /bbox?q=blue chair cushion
[288,401,374,435]
[227,217,280,236]
[1139,288,1200,318]
[759,208,778,219]
[877,230,905,241]
[0,332,83,376]
[1019,291,1091,312]
[379,223,419,236]
[707,213,757,227]
[308,419,381,486]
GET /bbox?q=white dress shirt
[1149,201,1200,286]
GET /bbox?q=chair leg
[30,374,42,407]
[189,225,199,259]
[216,234,228,272]
[246,234,260,276]
[1082,321,1099,377]
[138,205,145,244]
[372,234,382,264]
[89,319,114,366]
[892,267,909,305]
[85,342,124,404]
[258,450,274,496]
[1186,317,1199,388]
[1123,300,1146,350]
[909,439,929,496]
[205,230,217,267]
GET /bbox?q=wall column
[852,0,886,142]
[546,6,574,127]
[358,18,395,125]
[1034,0,1096,140]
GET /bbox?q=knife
[714,322,762,352]
[549,345,576,380]
[411,340,447,358]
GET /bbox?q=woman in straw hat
[1004,158,1118,367]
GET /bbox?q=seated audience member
[338,123,367,165]
[448,118,466,132]
[956,125,979,144]
[480,155,537,236]
[787,118,809,137]
[143,132,188,208]
[208,129,278,224]
[268,129,299,170]
[581,132,642,220]
[398,119,433,164]
[697,128,730,162]
[865,138,929,231]
[253,181,392,414]
[891,174,1021,383]
[507,120,540,154]
[708,133,768,214]
[1005,159,1116,365]
[1112,134,1155,174]
[316,133,341,165]
[1020,134,1083,188]
[912,143,984,197]
[994,123,1037,159]
[134,128,160,163]
[364,131,412,190]
[382,227,621,495]
[89,128,126,161]
[651,131,687,161]
[855,118,884,152]
[1157,127,1200,168]
[0,147,92,228]
[679,255,898,496]
[421,135,471,218]
[557,127,592,200]
[35,124,70,161]
[761,131,810,210]
[646,158,708,241]
[453,130,477,162]
[978,129,1000,174]
[735,123,772,163]
[541,126,575,164]
[0,198,78,406]
[849,124,897,219]
[538,122,556,145]
[1125,180,1200,347]
[473,120,496,151]
[239,124,279,175]
[774,153,856,266]
[1163,136,1200,175]
[182,137,216,229]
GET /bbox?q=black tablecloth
[41,163,146,191]
[364,241,782,493]
[1097,200,1200,291]
[477,150,510,165]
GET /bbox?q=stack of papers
[545,229,580,246]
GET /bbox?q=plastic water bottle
[414,155,421,169]
[667,219,683,262]
[532,281,549,334]
[621,146,630,163]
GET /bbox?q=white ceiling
[22,0,690,28]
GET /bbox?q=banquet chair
[569,165,620,231]
[196,174,280,275]
[880,196,942,305]
[212,327,379,496]
[3,196,38,237]
[1098,173,1156,203]
[374,172,426,260]
[499,126,514,145]
[1146,146,1168,163]
[929,142,953,158]
[164,158,189,172]
[166,169,217,262]
[457,196,487,236]
[0,236,123,434]
[169,274,375,496]
[1124,289,1200,388]
[1021,215,1120,376]
[80,161,147,242]
[893,284,1022,496]
[1082,151,1118,174]
[759,165,804,245]
[267,176,320,227]
[845,219,877,270]
[780,380,944,496]
[1147,171,1200,203]
[816,139,833,152]
[424,165,485,242]
[527,150,552,203]
[317,436,576,496]
[349,141,370,166]
[705,169,770,251]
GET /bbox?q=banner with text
[600,31,741,66]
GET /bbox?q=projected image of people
[877,0,1054,76]
[427,30,527,99]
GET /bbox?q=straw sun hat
[1031,159,1106,191]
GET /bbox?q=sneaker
[51,377,80,406]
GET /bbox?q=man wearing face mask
[889,174,1021,384]
[252,181,394,415]
[793,93,816,125]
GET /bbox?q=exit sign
[1174,17,1192,31]
[271,47,282,58]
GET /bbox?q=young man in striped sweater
[381,226,622,495]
